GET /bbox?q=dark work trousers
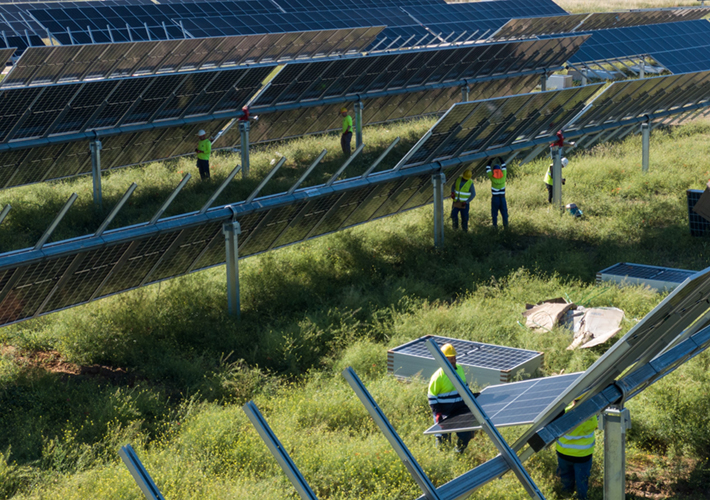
[491,195,508,227]
[546,183,553,203]
[432,412,474,450]
[557,453,592,500]
[341,132,352,156]
[451,203,470,231]
[197,159,210,180]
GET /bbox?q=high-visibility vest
[428,364,467,407]
[544,166,553,186]
[454,178,474,203]
[555,406,598,458]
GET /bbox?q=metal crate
[387,335,543,388]
[597,262,696,292]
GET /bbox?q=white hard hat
[561,157,569,167]
[197,130,206,136]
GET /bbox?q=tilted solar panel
[2,28,382,87]
[569,19,710,74]
[423,372,583,433]
[401,85,602,168]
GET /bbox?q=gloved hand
[450,193,455,200]
[562,178,566,185]
[435,413,443,423]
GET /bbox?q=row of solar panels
[0,70,707,326]
[0,0,564,52]
[0,37,584,189]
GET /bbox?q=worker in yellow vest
[340,107,353,156]
[450,169,475,231]
[195,129,212,181]
[543,157,568,203]
[556,399,598,500]
[428,343,474,452]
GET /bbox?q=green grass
[0,118,435,253]
[3,117,710,499]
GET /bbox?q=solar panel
[252,37,587,108]
[569,20,710,74]
[2,28,382,87]
[493,9,710,40]
[423,372,583,433]
[401,84,603,168]
[220,74,538,149]
[0,65,271,144]
[565,71,710,133]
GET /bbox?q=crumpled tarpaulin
[522,298,625,350]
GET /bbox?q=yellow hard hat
[462,170,472,180]
[441,343,457,357]
[341,107,348,113]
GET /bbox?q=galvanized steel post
[355,100,363,149]
[90,139,103,208]
[432,172,445,248]
[540,72,547,91]
[551,146,563,210]
[603,407,631,500]
[223,220,242,318]
[641,121,650,174]
[239,120,250,178]
[461,84,469,102]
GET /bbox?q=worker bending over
[340,107,353,156]
[556,399,598,500]
[544,157,568,203]
[486,157,508,228]
[451,169,475,231]
[195,129,211,181]
[428,343,474,453]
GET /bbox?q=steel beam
[239,120,250,178]
[342,368,441,500]
[551,147,563,211]
[118,444,165,500]
[432,172,445,249]
[90,139,102,208]
[603,407,631,500]
[355,100,363,149]
[223,220,241,318]
[641,121,650,174]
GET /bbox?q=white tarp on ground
[522,299,624,350]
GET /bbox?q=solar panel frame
[423,372,584,433]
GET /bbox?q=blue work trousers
[491,195,508,227]
[557,454,592,500]
[451,203,470,231]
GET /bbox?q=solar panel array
[28,0,566,48]
[2,69,710,325]
[401,85,603,168]
[565,71,710,133]
[423,372,583,433]
[0,36,584,189]
[493,8,710,40]
[569,19,710,74]
[0,27,382,87]
[0,66,271,144]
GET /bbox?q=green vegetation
[0,118,435,253]
[2,117,710,499]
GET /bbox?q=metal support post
[432,172,445,249]
[119,444,166,500]
[551,147,563,210]
[90,139,102,208]
[639,62,645,79]
[540,72,547,91]
[355,100,363,149]
[223,220,241,318]
[461,84,469,102]
[603,407,631,500]
[239,120,250,178]
[641,121,650,174]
